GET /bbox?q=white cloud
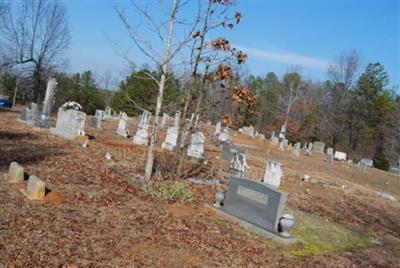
[236,45,330,70]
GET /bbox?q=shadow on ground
[0,130,38,140]
[0,142,64,169]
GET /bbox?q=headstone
[217,128,230,145]
[270,137,279,147]
[115,112,129,138]
[291,142,301,157]
[359,158,373,167]
[313,142,325,154]
[279,123,287,139]
[242,126,255,137]
[229,152,249,177]
[223,143,246,161]
[35,78,57,128]
[389,166,400,175]
[215,121,222,135]
[25,175,46,200]
[256,133,266,140]
[174,111,181,128]
[50,108,86,140]
[7,162,24,183]
[160,112,169,128]
[306,142,313,156]
[270,131,276,140]
[91,115,102,130]
[25,103,39,126]
[95,109,105,120]
[105,106,112,118]
[222,176,288,233]
[262,160,283,188]
[334,151,347,161]
[19,107,30,121]
[194,114,200,128]
[133,110,150,145]
[279,139,288,151]
[326,147,334,163]
[187,132,205,159]
[161,126,178,151]
[358,161,367,172]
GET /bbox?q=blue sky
[63,0,400,90]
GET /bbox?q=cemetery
[0,0,399,267]
[1,106,399,267]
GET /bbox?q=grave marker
[50,107,86,140]
[313,141,325,154]
[133,110,150,145]
[222,176,288,233]
[6,162,24,183]
[187,132,205,159]
[262,160,283,188]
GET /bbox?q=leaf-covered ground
[1,108,400,267]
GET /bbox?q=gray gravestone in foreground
[50,108,86,140]
[35,78,57,128]
[223,176,287,233]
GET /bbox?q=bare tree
[0,0,70,102]
[174,1,248,175]
[114,0,198,180]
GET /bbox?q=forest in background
[1,0,399,170]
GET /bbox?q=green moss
[289,214,373,257]
[144,181,192,202]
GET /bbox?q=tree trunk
[144,0,178,180]
[175,1,212,152]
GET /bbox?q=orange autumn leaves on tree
[231,85,255,109]
[209,64,233,81]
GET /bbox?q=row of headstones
[5,162,46,200]
[115,110,206,159]
[19,78,58,128]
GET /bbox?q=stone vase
[214,190,225,208]
[278,214,295,238]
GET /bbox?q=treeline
[242,62,399,170]
[0,71,109,115]
[107,57,400,169]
